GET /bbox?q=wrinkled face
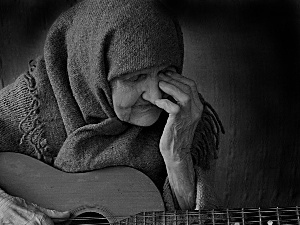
[110,65,176,126]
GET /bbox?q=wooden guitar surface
[1,153,300,224]
[0,152,164,223]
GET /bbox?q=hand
[0,191,70,225]
[154,70,203,163]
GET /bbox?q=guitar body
[0,152,165,223]
[1,152,300,225]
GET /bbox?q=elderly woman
[0,0,224,224]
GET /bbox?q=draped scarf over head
[43,0,184,180]
[42,0,224,186]
[45,0,183,133]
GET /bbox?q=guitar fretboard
[117,206,300,225]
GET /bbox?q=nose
[142,75,162,104]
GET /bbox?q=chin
[129,108,162,126]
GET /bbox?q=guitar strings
[55,215,300,224]
[53,220,300,225]
[55,210,300,218]
[54,207,300,224]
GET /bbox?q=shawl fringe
[18,60,53,164]
[191,93,225,170]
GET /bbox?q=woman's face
[111,65,176,126]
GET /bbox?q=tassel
[191,94,225,170]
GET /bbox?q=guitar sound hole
[69,212,109,225]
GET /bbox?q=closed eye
[126,74,148,82]
[159,67,177,74]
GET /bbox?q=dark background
[0,0,299,209]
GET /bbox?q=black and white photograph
[0,0,299,224]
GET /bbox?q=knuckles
[190,80,197,89]
[193,111,202,121]
[180,94,191,106]
[171,104,180,114]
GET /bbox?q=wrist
[165,154,196,210]
[164,154,194,178]
[163,149,193,165]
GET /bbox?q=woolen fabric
[0,0,222,210]
[44,0,183,173]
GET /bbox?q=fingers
[159,73,191,94]
[154,98,180,114]
[159,71,203,109]
[158,81,191,107]
[31,212,55,225]
[36,206,70,219]
[31,206,70,225]
[0,193,69,225]
[29,203,70,224]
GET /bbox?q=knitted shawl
[0,0,224,209]
[45,0,184,173]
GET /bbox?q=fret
[211,209,216,225]
[186,210,189,225]
[198,208,202,225]
[241,208,245,225]
[152,211,156,225]
[226,208,230,225]
[134,214,137,225]
[258,207,262,225]
[276,207,281,225]
[115,206,300,225]
[297,206,300,225]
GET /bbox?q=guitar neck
[118,206,300,225]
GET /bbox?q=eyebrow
[121,72,145,80]
[121,65,175,80]
[161,66,175,72]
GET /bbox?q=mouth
[134,104,158,112]
[135,104,155,108]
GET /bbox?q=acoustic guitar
[0,152,299,225]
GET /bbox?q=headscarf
[42,0,183,180]
[45,0,183,134]
[41,0,223,185]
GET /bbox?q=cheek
[112,84,140,121]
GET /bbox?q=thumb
[154,99,180,114]
[36,205,70,220]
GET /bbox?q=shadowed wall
[0,0,299,209]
